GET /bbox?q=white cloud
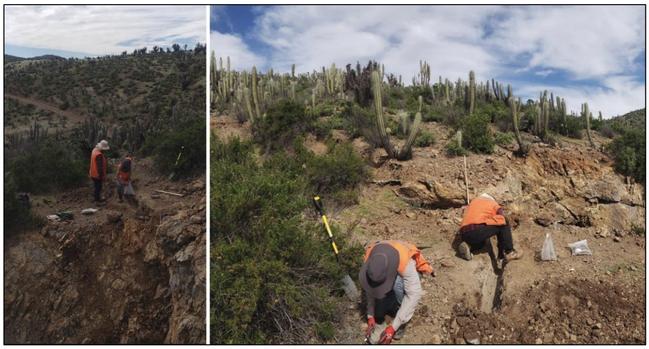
[211,5,644,116]
[517,76,645,118]
[5,5,205,55]
[210,31,264,70]
[252,5,501,80]
[490,6,645,80]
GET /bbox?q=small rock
[535,338,543,344]
[430,334,442,344]
[465,337,480,345]
[592,329,601,337]
[405,212,415,219]
[190,215,205,224]
[613,236,621,242]
[570,334,577,341]
[360,218,367,225]
[106,211,122,223]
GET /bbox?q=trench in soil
[477,239,505,313]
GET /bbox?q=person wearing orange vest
[458,193,523,262]
[89,140,109,203]
[359,240,435,344]
[116,154,134,203]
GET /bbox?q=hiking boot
[458,242,472,261]
[393,325,406,340]
[505,249,524,262]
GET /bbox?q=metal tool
[313,195,360,301]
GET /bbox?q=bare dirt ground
[213,112,646,344]
[4,158,206,344]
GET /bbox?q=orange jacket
[116,157,132,184]
[364,240,433,275]
[89,148,107,180]
[461,197,506,227]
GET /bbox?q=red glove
[365,316,376,338]
[379,325,395,344]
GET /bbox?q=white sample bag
[541,233,557,261]
[568,239,592,256]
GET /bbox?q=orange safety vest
[460,197,506,227]
[117,157,132,184]
[364,240,433,275]
[89,148,107,179]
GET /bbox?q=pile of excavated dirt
[211,114,645,344]
[448,277,645,344]
[4,159,206,344]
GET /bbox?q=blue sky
[5,5,205,58]
[211,5,645,117]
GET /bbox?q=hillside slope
[213,113,645,344]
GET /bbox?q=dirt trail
[4,157,206,344]
[213,114,646,344]
[5,94,88,135]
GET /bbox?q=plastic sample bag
[541,233,557,261]
[568,239,592,256]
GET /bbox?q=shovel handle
[313,196,340,262]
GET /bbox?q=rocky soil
[4,159,206,344]
[213,114,645,345]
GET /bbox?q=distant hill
[5,54,67,63]
[609,108,645,130]
[29,54,66,61]
[4,54,25,62]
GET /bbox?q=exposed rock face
[4,200,206,344]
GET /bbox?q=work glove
[365,316,376,338]
[378,325,395,344]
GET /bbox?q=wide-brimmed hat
[359,243,399,299]
[96,140,110,151]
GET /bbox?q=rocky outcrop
[4,190,206,344]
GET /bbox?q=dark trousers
[374,290,400,324]
[461,224,514,256]
[92,178,103,201]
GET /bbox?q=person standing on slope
[89,140,109,203]
[359,240,435,344]
[116,153,135,203]
[457,193,524,262]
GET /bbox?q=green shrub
[304,142,367,205]
[608,128,645,184]
[461,112,494,154]
[493,131,514,146]
[446,138,467,157]
[254,100,313,151]
[143,116,205,177]
[4,173,44,234]
[7,139,86,194]
[414,130,435,147]
[210,136,363,344]
[312,116,344,140]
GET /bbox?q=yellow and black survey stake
[313,196,340,262]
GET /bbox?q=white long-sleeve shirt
[366,259,423,330]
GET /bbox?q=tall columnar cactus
[510,97,528,155]
[583,103,595,147]
[291,64,296,78]
[543,99,549,139]
[560,98,567,135]
[371,70,422,160]
[468,71,476,115]
[418,60,431,87]
[598,111,603,122]
[251,66,261,121]
[372,70,396,158]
